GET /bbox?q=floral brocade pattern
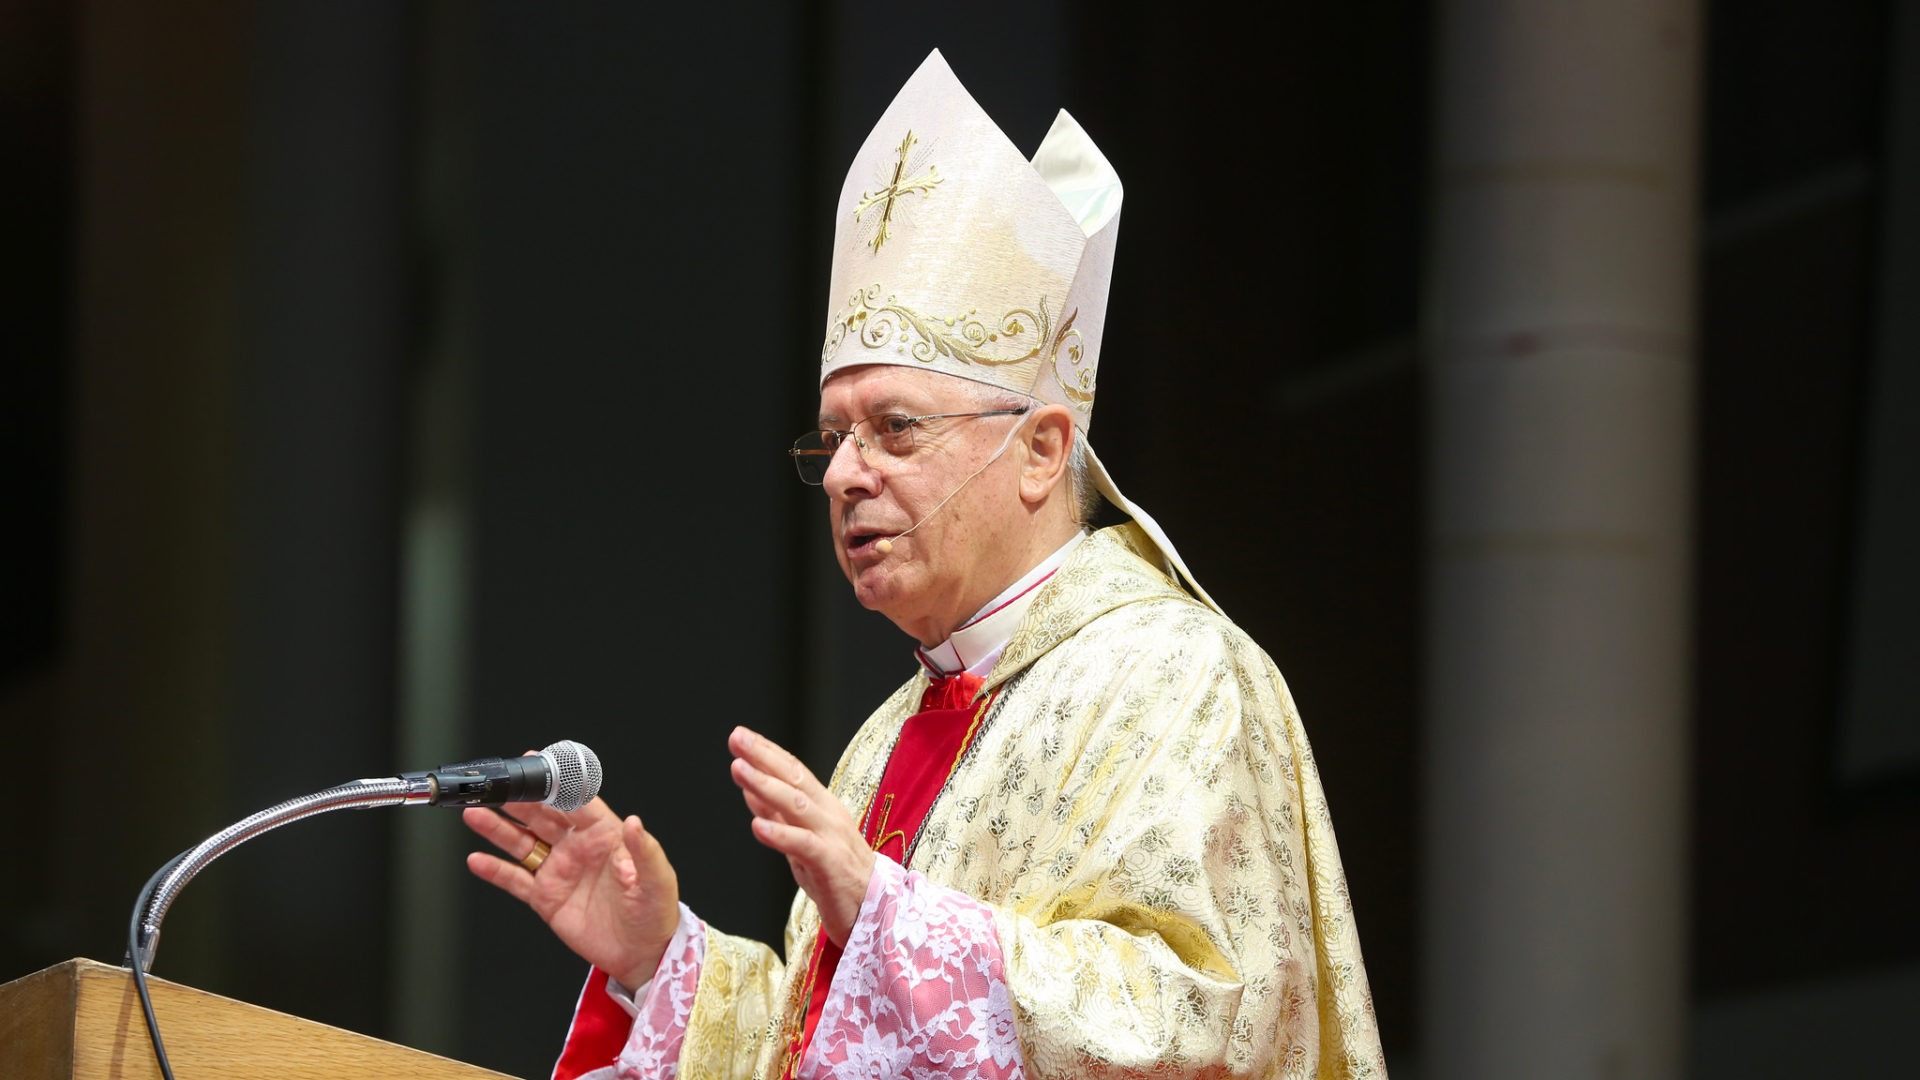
[679,926,782,1080]
[808,856,1025,1080]
[687,525,1386,1080]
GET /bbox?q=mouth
[844,529,895,558]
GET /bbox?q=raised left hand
[728,726,875,946]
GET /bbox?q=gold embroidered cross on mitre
[853,130,942,254]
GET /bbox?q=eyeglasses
[788,407,1029,485]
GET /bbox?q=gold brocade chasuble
[679,525,1387,1080]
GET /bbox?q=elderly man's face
[817,365,1033,646]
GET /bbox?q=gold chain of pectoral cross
[854,130,942,254]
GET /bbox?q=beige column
[1421,3,1700,1078]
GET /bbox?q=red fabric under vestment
[552,672,991,1080]
[551,966,625,1080]
[784,670,990,1079]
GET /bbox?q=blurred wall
[1688,2,1920,1073]
[448,1,811,1062]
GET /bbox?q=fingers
[497,795,608,844]
[465,849,538,904]
[737,784,783,823]
[620,814,663,868]
[748,815,818,860]
[731,755,824,831]
[462,806,535,855]
[461,806,554,863]
[730,727,840,824]
[729,727,823,800]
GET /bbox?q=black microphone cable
[120,739,601,1078]
[127,849,189,1080]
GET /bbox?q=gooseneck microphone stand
[124,776,435,1080]
[130,777,435,971]
[122,739,599,1080]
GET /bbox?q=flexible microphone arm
[131,775,432,972]
[123,740,599,1080]
[129,739,598,973]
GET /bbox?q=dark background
[3,1,1915,1077]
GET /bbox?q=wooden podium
[0,958,521,1080]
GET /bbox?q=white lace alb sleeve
[608,903,704,1080]
[804,855,1025,1080]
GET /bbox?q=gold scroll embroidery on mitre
[818,50,1118,428]
[820,287,1094,409]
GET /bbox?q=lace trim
[805,855,1025,1080]
[615,915,707,1080]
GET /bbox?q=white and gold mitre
[820,49,1115,426]
[819,50,1220,613]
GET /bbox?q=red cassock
[554,671,990,1080]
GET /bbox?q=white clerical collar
[917,531,1087,678]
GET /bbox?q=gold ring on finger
[519,839,552,873]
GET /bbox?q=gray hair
[961,380,1101,525]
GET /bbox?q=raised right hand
[463,797,680,990]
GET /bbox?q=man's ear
[1019,405,1075,505]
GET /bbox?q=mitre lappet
[820,49,1220,613]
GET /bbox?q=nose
[821,432,880,499]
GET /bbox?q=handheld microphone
[403,739,603,811]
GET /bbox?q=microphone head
[540,740,602,811]
[875,537,894,555]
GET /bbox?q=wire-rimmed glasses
[788,407,1030,485]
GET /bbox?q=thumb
[621,816,655,873]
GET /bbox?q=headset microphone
[873,414,1025,557]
